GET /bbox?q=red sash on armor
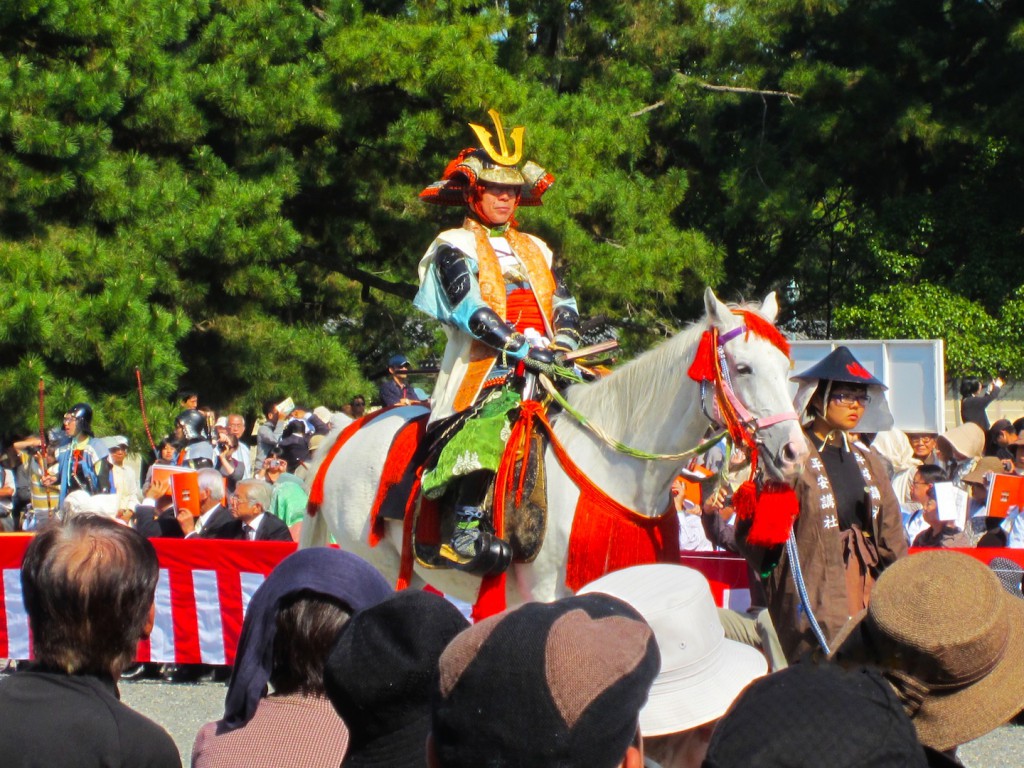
[505,288,545,335]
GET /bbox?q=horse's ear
[704,287,741,332]
[760,291,779,323]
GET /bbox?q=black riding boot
[443,472,512,575]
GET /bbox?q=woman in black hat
[738,346,907,662]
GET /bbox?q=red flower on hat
[846,362,872,379]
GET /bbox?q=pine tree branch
[631,101,665,117]
[337,265,418,302]
[632,76,801,117]
[694,80,801,102]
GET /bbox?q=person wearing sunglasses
[378,353,427,408]
[738,346,907,662]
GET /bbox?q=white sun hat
[579,563,767,736]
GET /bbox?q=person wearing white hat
[580,564,767,768]
[95,435,140,514]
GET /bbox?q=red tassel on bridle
[687,330,718,383]
[747,482,799,546]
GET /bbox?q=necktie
[243,523,255,541]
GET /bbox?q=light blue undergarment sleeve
[413,248,529,359]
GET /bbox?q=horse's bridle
[538,316,801,467]
[697,324,800,461]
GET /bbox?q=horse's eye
[735,363,752,375]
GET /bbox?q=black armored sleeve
[435,244,474,308]
[435,244,528,356]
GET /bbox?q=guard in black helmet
[45,402,108,506]
[174,409,214,468]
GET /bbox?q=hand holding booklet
[985,472,1024,519]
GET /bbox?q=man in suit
[175,468,236,538]
[225,478,292,541]
[135,468,233,539]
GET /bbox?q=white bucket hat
[579,563,767,736]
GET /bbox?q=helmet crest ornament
[419,109,554,208]
[468,109,524,167]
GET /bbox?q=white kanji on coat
[820,493,836,510]
[823,515,839,530]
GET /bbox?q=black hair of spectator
[960,378,981,398]
[986,420,1014,457]
[282,420,307,438]
[916,464,948,486]
[263,399,278,417]
[270,591,350,696]
[990,419,1013,435]
[915,464,947,501]
[178,389,198,403]
[21,515,159,677]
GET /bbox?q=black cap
[432,594,659,768]
[325,591,469,768]
[703,663,929,768]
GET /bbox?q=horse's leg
[299,502,330,548]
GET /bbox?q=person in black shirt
[0,515,180,767]
[960,377,1003,431]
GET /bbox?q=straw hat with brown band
[829,550,1024,752]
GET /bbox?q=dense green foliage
[1,0,1021,442]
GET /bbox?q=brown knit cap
[830,550,1024,752]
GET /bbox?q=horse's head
[703,288,809,484]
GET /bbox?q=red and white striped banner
[1,534,1020,664]
[679,547,1024,610]
[0,535,296,665]
[680,552,753,611]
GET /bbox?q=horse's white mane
[565,300,770,439]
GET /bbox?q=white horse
[301,288,809,606]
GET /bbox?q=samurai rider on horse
[413,110,582,574]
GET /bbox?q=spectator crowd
[1,513,1020,768]
[0,390,374,540]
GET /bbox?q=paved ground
[121,677,227,762]
[121,676,1023,766]
[958,725,1024,768]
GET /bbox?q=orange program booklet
[151,464,194,488]
[170,471,201,518]
[985,473,1024,519]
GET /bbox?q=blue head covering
[220,547,393,732]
